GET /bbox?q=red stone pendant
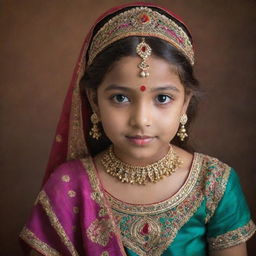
[141,222,150,235]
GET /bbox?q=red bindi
[140,85,146,92]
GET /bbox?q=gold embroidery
[62,175,70,182]
[108,153,202,215]
[208,220,256,250]
[80,157,127,256]
[91,191,104,204]
[73,206,79,214]
[55,134,62,143]
[107,153,204,256]
[107,153,233,256]
[67,59,87,160]
[68,190,76,198]
[204,157,231,223]
[81,157,114,245]
[99,208,107,217]
[86,218,113,246]
[20,227,61,256]
[38,191,79,256]
[88,7,194,66]
[101,251,109,256]
[130,217,161,246]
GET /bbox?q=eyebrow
[151,86,180,93]
[104,84,132,92]
[104,84,180,93]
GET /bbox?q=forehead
[100,56,183,90]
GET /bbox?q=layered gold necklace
[101,145,182,185]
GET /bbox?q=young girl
[20,2,255,256]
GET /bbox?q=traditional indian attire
[19,2,255,256]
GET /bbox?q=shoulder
[43,156,93,192]
[196,152,232,183]
[195,153,237,222]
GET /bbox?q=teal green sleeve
[207,168,256,250]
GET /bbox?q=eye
[112,94,129,103]
[155,94,172,104]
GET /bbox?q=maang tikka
[177,114,188,141]
[89,113,102,140]
[136,37,152,77]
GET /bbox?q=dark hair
[80,7,200,155]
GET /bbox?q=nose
[129,101,152,128]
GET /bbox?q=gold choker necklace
[101,145,182,185]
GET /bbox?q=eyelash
[155,95,173,104]
[111,94,130,104]
[110,94,173,105]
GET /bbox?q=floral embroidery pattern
[208,220,256,250]
[86,218,114,246]
[107,153,232,256]
[81,157,127,256]
[204,157,231,223]
[68,190,76,198]
[88,7,194,66]
[62,175,70,182]
[20,227,61,256]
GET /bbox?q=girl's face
[87,56,191,165]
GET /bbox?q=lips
[126,135,155,145]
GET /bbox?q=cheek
[98,104,126,136]
[154,106,182,134]
[159,114,180,132]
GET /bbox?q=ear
[181,92,192,115]
[86,88,100,116]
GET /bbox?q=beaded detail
[88,7,194,66]
[208,220,256,250]
[105,153,233,256]
[101,145,182,185]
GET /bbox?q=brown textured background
[0,0,255,255]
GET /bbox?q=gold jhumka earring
[177,114,188,141]
[136,37,152,77]
[89,113,101,140]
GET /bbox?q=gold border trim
[38,190,79,256]
[80,157,127,256]
[106,152,203,215]
[88,7,194,65]
[105,153,236,255]
[205,162,231,223]
[208,220,256,250]
[106,153,206,256]
[20,227,61,256]
[67,58,87,161]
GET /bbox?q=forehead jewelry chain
[136,37,152,78]
[101,145,182,185]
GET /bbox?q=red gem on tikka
[140,85,146,92]
[141,223,150,235]
[141,46,146,52]
[140,14,150,23]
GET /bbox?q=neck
[112,144,171,166]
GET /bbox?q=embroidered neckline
[83,153,231,256]
[104,153,203,214]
